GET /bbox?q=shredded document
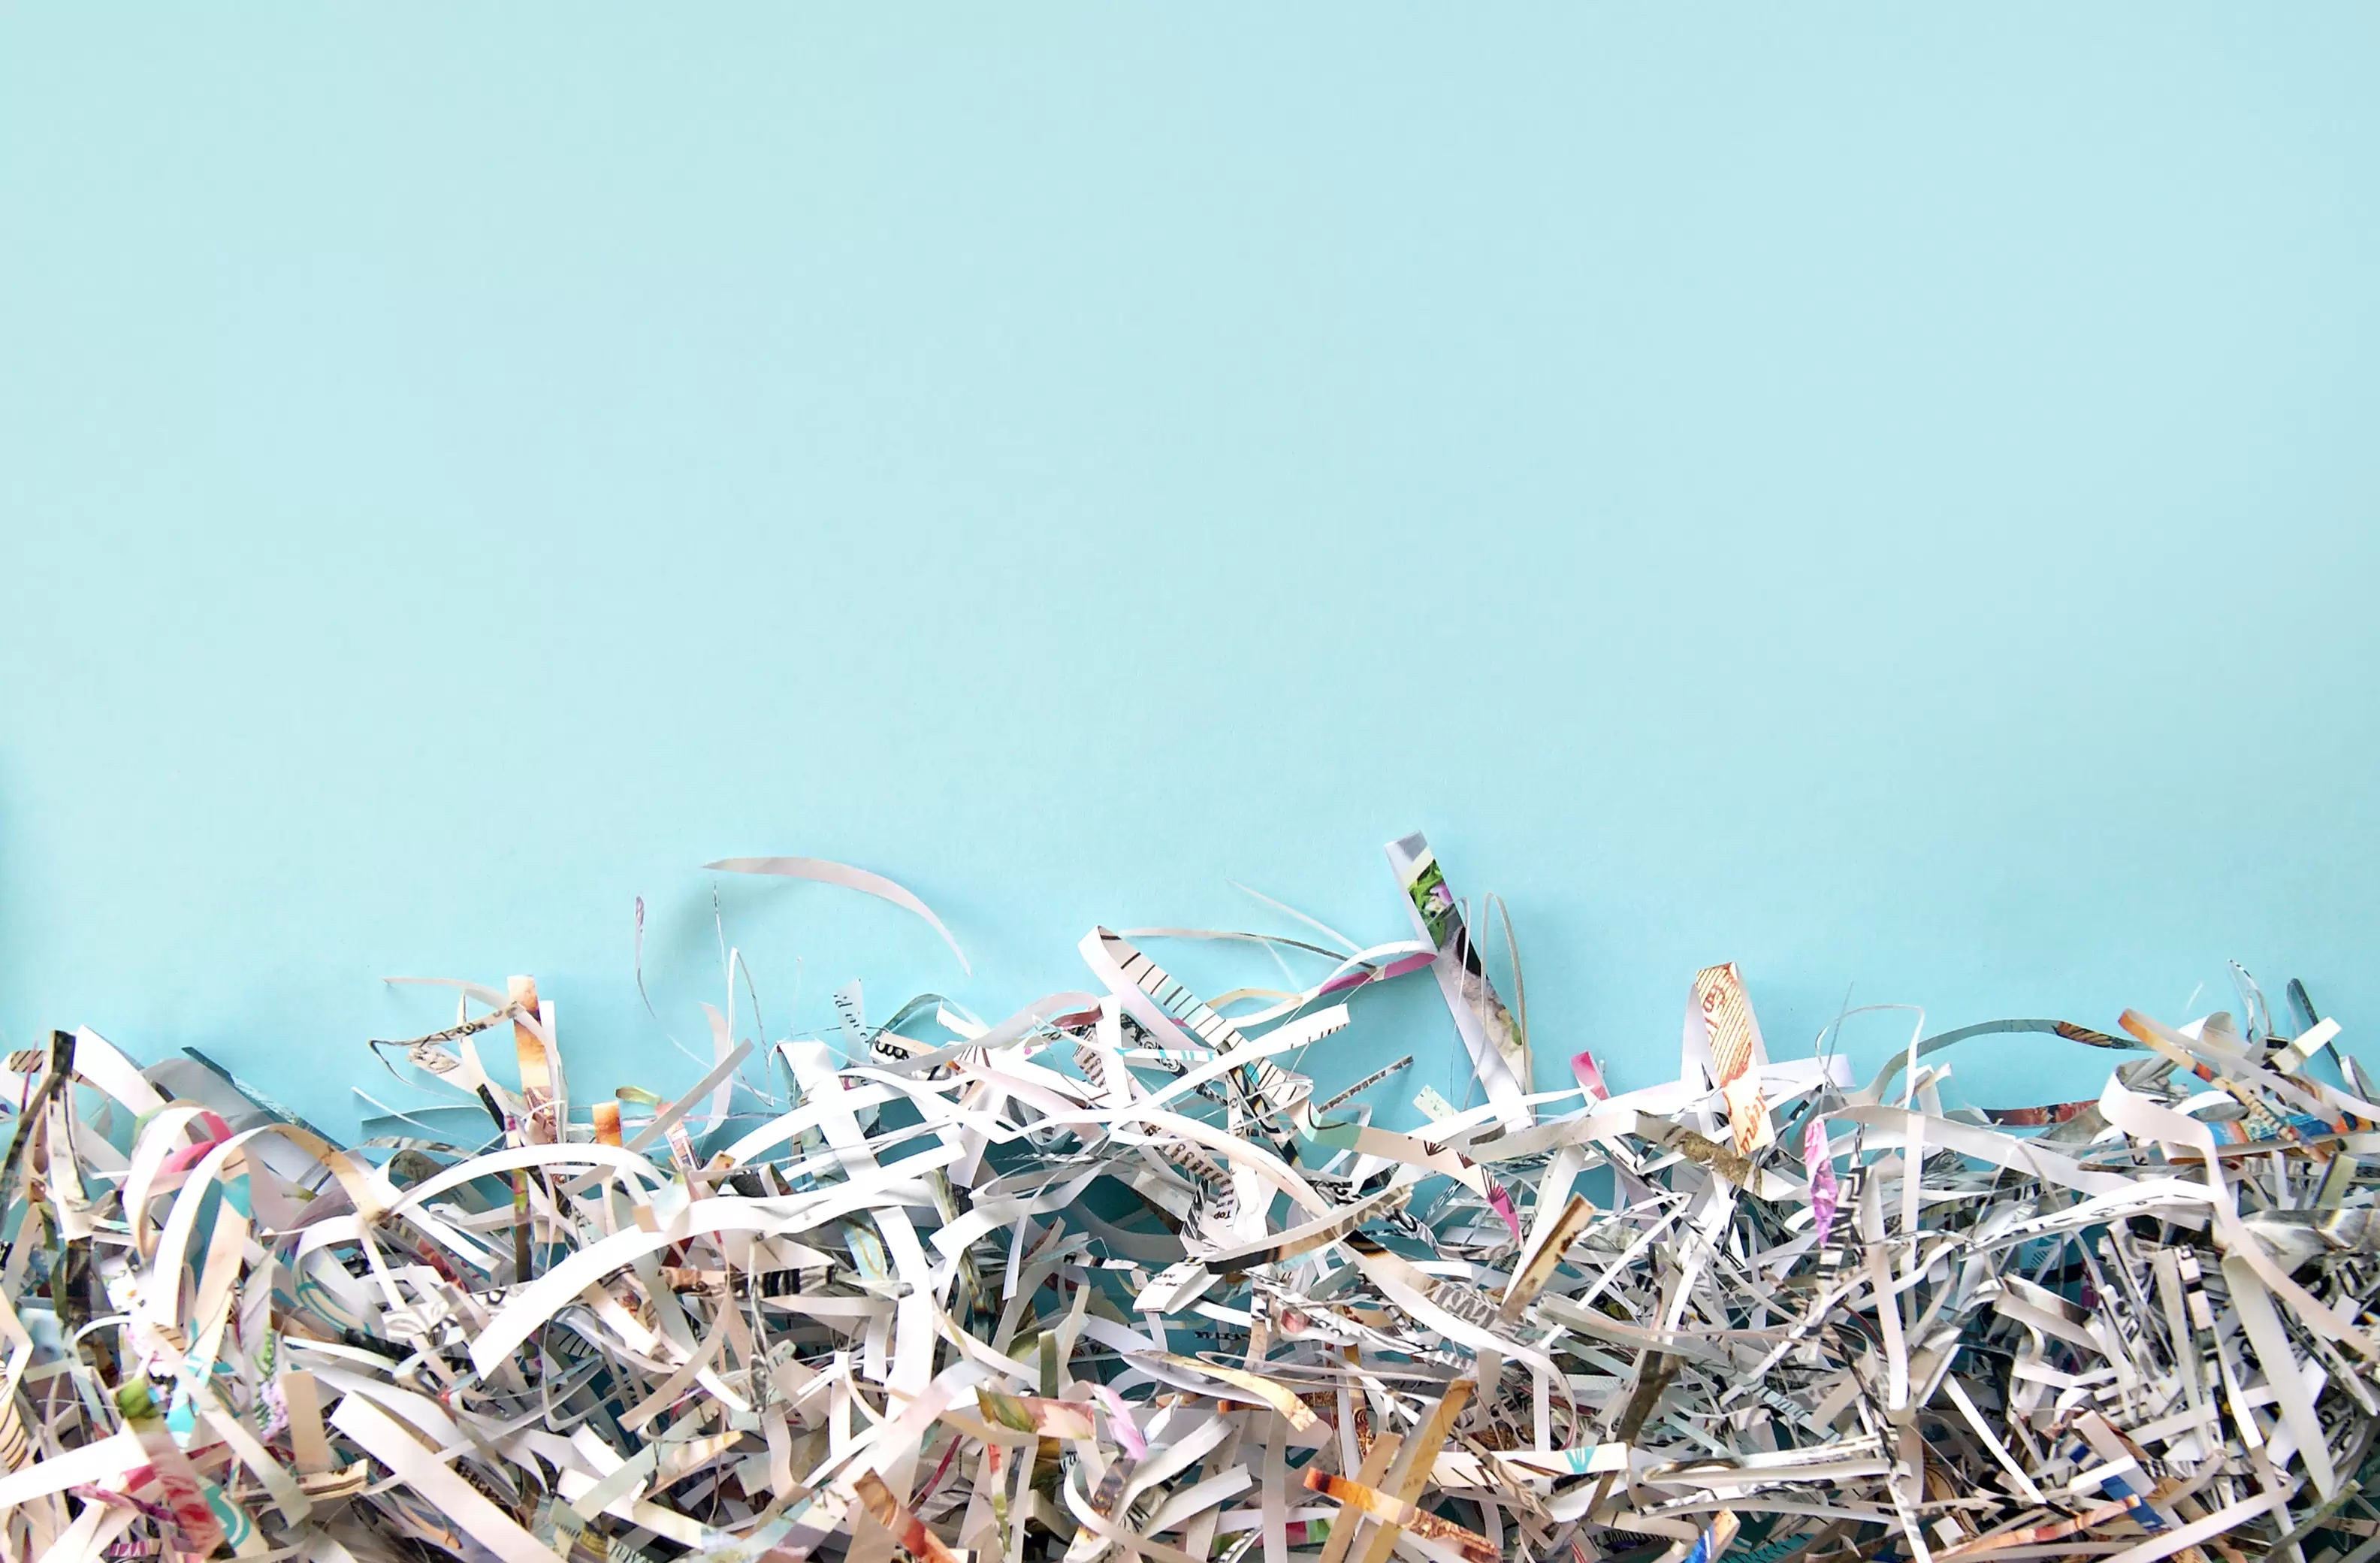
[3,836,2376,1563]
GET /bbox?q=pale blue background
[5,8,2377,1136]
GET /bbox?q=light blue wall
[5,8,2377,1135]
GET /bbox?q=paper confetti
[4,836,2379,1563]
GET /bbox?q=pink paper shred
[1805,1115,1839,1244]
[1570,1049,1608,1100]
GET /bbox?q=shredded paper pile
[10,836,2380,1563]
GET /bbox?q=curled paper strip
[2,846,2377,1563]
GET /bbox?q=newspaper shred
[7,836,2380,1563]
